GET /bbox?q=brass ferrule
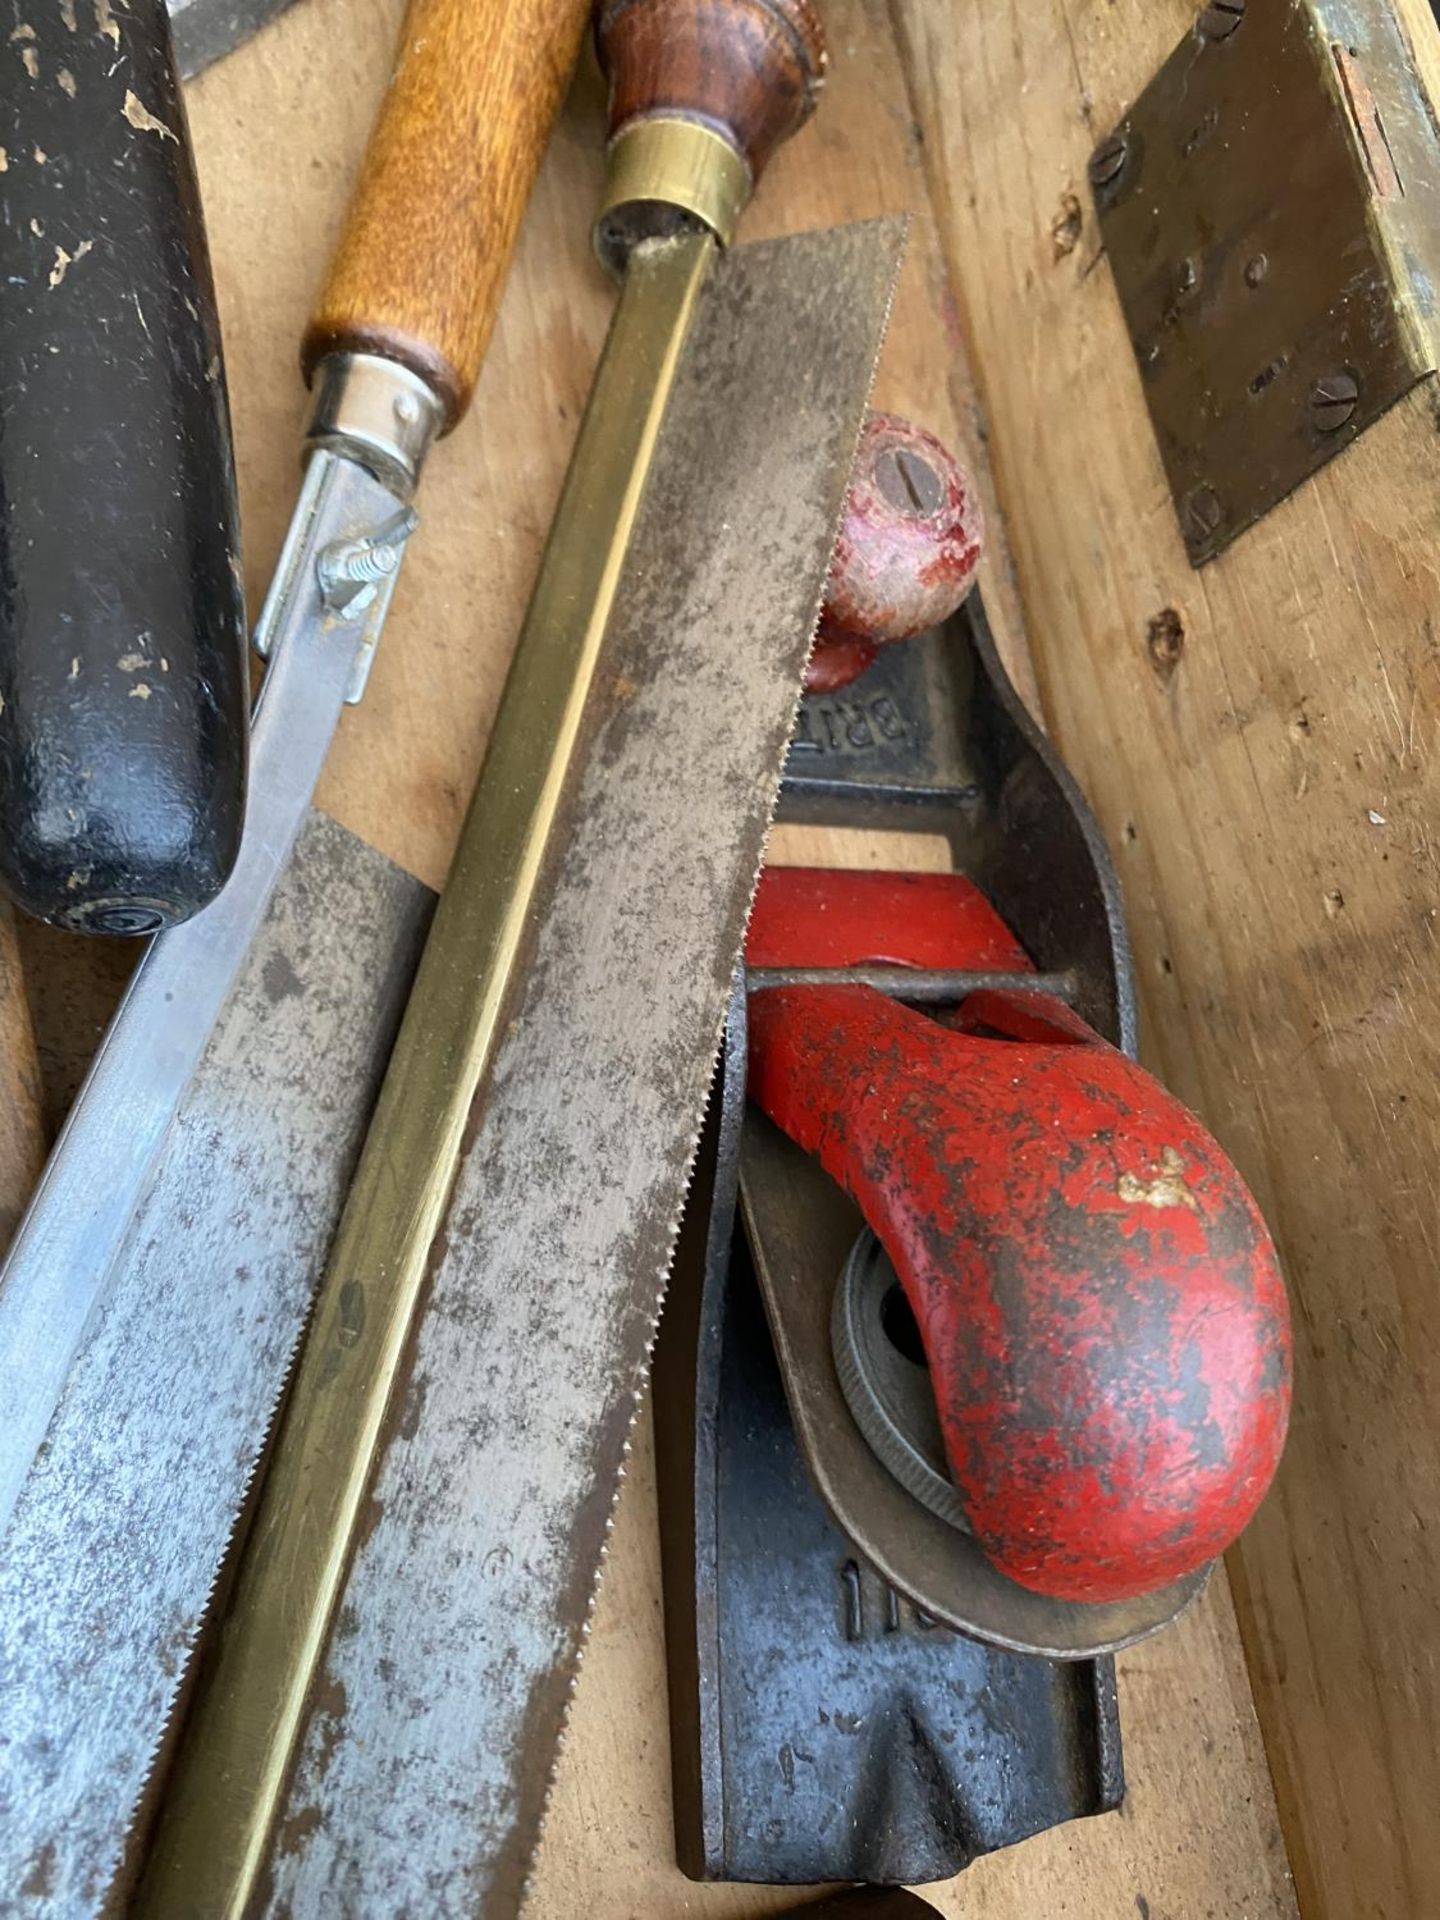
[595,117,752,274]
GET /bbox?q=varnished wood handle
[808,412,984,693]
[596,0,827,182]
[303,0,590,431]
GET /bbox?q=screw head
[87,905,167,936]
[874,446,945,518]
[1198,0,1245,40]
[1183,485,1224,544]
[1089,131,1129,190]
[1309,372,1358,432]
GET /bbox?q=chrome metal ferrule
[594,117,752,278]
[307,353,445,498]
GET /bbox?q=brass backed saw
[0,1,902,1912]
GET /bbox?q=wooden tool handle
[808,412,984,693]
[303,0,590,431]
[596,0,827,181]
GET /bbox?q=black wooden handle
[0,0,248,935]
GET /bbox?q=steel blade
[141,223,721,1916]
[0,450,408,1544]
[167,0,305,78]
[0,812,430,1913]
[156,216,904,1915]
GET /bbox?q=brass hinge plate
[1091,0,1440,565]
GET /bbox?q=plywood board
[889,0,1440,1910]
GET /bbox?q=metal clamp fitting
[317,506,419,619]
[307,352,445,498]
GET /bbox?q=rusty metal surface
[138,231,729,1916]
[139,228,723,1917]
[1092,0,1440,563]
[234,219,902,1915]
[0,811,430,1914]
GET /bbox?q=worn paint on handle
[0,0,247,933]
[746,866,1292,1605]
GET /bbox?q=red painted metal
[746,866,1030,973]
[809,411,984,694]
[745,867,1292,1606]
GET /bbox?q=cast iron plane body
[653,589,1133,1884]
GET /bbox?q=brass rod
[136,226,715,1917]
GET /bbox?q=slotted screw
[1309,372,1358,433]
[1198,0,1246,41]
[1089,132,1129,190]
[874,445,945,518]
[1183,486,1223,544]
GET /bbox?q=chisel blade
[147,215,904,1915]
[167,0,304,77]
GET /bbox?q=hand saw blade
[0,812,431,1914]
[147,216,904,1916]
[0,449,406,1546]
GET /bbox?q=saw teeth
[524,228,903,1905]
[50,221,906,1914]
[105,1300,321,1904]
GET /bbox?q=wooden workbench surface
[39,0,1293,1911]
[890,1,1440,1914]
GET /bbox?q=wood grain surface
[302,0,591,426]
[597,0,826,179]
[0,909,44,1251]
[178,0,1291,1912]
[890,0,1440,1912]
